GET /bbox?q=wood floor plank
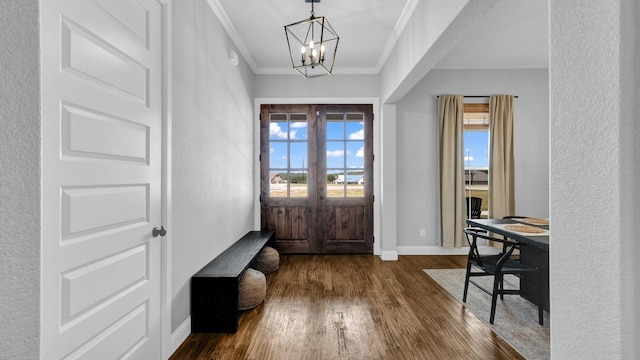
[170,255,524,360]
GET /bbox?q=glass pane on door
[326,113,365,198]
[269,113,308,198]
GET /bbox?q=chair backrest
[464,227,519,269]
[463,227,485,265]
[466,197,482,219]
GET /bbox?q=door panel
[261,104,373,254]
[261,104,317,253]
[41,0,163,358]
[317,105,374,254]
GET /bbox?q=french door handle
[152,226,167,237]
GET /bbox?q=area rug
[424,269,550,360]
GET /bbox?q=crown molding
[255,66,380,76]
[206,0,259,72]
[207,0,418,76]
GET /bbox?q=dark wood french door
[260,104,374,254]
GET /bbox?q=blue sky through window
[464,131,489,168]
[269,117,364,172]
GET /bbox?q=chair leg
[537,270,544,325]
[490,274,501,324]
[463,262,472,302]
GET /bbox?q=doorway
[260,104,374,254]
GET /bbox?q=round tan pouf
[252,246,280,274]
[238,268,266,310]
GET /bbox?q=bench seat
[191,230,274,333]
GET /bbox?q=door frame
[254,98,381,257]
[158,0,173,358]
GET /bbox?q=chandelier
[284,0,339,78]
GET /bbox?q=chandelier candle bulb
[301,46,306,62]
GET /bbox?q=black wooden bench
[191,230,275,333]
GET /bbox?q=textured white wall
[396,69,549,247]
[550,0,638,358]
[0,1,41,358]
[170,0,256,332]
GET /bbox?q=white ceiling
[211,0,549,75]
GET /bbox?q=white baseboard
[397,246,500,255]
[170,316,191,356]
[380,250,398,261]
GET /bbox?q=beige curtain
[489,95,515,219]
[438,95,466,248]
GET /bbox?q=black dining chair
[462,227,544,325]
[466,197,482,219]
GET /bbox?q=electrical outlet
[419,229,426,238]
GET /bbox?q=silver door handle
[152,226,167,237]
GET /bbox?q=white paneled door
[41,0,165,358]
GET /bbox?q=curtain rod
[436,95,519,98]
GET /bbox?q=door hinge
[259,195,262,203]
[372,195,375,202]
[259,154,262,162]
[259,113,262,121]
[372,236,375,243]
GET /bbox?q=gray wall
[170,1,256,332]
[0,1,41,358]
[254,74,380,99]
[395,69,549,247]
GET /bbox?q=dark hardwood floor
[170,255,523,360]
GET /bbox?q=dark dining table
[466,218,550,311]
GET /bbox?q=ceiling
[211,0,549,75]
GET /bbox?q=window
[464,103,489,217]
[326,112,365,197]
[269,113,308,198]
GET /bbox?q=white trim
[254,97,381,257]
[380,250,399,261]
[397,246,501,255]
[158,0,173,358]
[375,0,419,72]
[170,316,191,356]
[254,66,381,76]
[206,0,259,73]
[379,104,397,262]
